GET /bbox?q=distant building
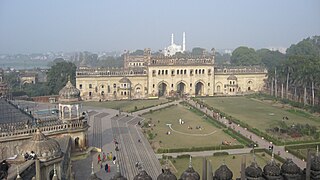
[20,72,38,84]
[268,47,287,54]
[164,32,186,56]
[76,47,267,101]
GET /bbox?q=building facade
[76,49,267,101]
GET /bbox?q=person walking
[105,163,108,173]
[112,156,116,164]
[102,152,106,162]
[97,154,101,164]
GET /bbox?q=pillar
[69,106,71,119]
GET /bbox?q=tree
[47,59,77,95]
[215,52,231,64]
[230,46,261,66]
[130,49,144,56]
[191,47,205,56]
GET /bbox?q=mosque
[76,34,267,101]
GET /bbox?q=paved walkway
[187,99,306,168]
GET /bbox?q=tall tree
[46,59,77,95]
[230,46,261,66]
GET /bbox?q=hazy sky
[0,0,319,54]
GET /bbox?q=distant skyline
[0,0,319,54]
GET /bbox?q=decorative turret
[310,146,320,179]
[245,162,263,180]
[58,78,82,120]
[52,164,59,180]
[263,153,282,179]
[180,156,200,180]
[281,159,301,179]
[214,163,233,180]
[59,78,80,102]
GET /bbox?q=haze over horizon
[0,0,319,54]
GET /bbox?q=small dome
[245,162,263,178]
[311,154,320,172]
[119,77,131,84]
[180,157,200,180]
[263,159,281,177]
[19,129,61,161]
[59,80,80,102]
[214,164,233,180]
[133,170,152,180]
[227,75,237,80]
[281,159,300,175]
[157,168,177,180]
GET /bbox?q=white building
[164,32,186,56]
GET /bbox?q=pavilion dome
[119,77,131,84]
[311,153,320,172]
[157,168,177,180]
[245,162,263,179]
[227,74,237,81]
[59,80,80,102]
[281,159,300,175]
[180,157,200,180]
[263,158,281,178]
[214,164,233,180]
[19,129,62,161]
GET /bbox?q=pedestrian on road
[105,163,108,173]
[113,156,116,164]
[102,152,106,162]
[97,154,101,164]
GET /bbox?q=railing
[0,118,88,138]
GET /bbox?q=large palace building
[76,48,267,101]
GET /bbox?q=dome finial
[189,156,192,168]
[16,166,21,179]
[317,145,319,156]
[271,151,274,161]
[91,161,94,175]
[53,164,57,177]
[68,75,71,82]
[165,156,169,169]
[117,163,120,173]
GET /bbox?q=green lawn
[142,105,240,151]
[198,97,320,141]
[83,99,169,112]
[172,153,278,179]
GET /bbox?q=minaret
[171,33,174,45]
[182,32,186,52]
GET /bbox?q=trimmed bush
[213,152,229,156]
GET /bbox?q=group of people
[97,151,117,173]
[24,151,37,161]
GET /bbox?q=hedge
[250,148,286,163]
[213,152,229,156]
[157,144,244,153]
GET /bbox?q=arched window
[217,85,221,92]
[184,69,187,74]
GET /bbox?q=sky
[0,0,319,54]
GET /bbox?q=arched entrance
[75,137,80,149]
[177,82,186,96]
[195,82,204,96]
[49,169,54,180]
[158,82,167,97]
